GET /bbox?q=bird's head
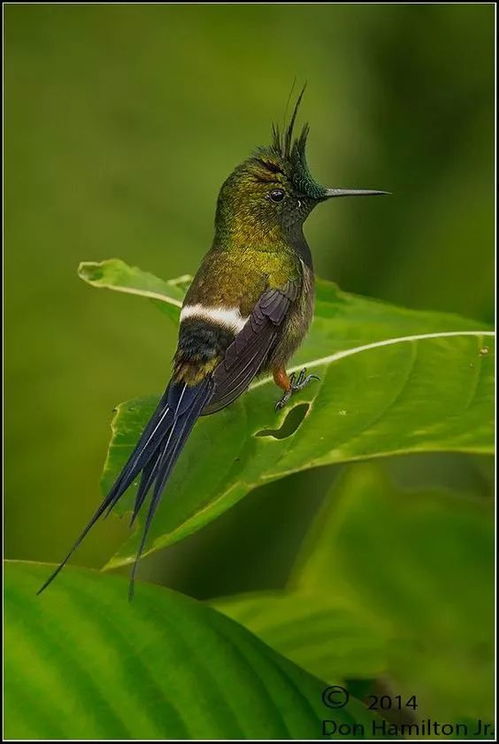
[215,88,388,248]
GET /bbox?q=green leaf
[211,465,495,727]
[5,561,380,740]
[212,590,389,683]
[78,259,190,321]
[293,279,491,367]
[292,464,494,722]
[79,261,493,566]
[105,330,493,568]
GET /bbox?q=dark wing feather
[203,281,299,415]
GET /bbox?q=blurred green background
[5,2,494,719]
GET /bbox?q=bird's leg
[273,367,293,410]
[273,366,320,411]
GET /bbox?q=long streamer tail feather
[129,455,161,527]
[37,377,214,596]
[128,378,213,599]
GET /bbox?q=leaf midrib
[251,330,494,390]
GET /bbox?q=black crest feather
[271,84,309,161]
[254,84,324,198]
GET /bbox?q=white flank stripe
[180,303,249,333]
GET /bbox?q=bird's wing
[203,280,299,415]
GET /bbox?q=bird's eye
[269,188,285,202]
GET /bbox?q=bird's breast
[266,260,314,370]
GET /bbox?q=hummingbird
[38,90,387,597]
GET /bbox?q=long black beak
[325,188,390,198]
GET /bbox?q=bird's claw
[274,368,320,410]
[290,368,320,391]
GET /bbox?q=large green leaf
[5,561,381,740]
[212,590,388,682]
[294,465,494,722]
[213,465,495,727]
[105,330,493,568]
[78,261,494,567]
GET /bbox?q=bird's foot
[274,368,320,410]
[291,368,320,392]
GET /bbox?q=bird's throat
[213,210,312,268]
